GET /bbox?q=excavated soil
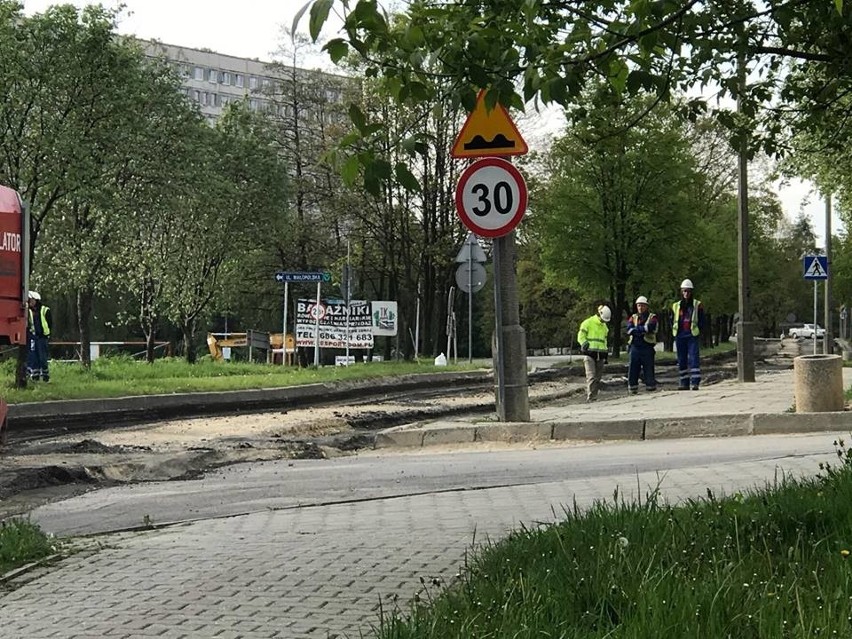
[0,380,587,518]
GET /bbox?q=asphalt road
[30,431,841,537]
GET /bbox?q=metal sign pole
[282,281,289,365]
[813,280,818,355]
[493,240,506,420]
[468,248,473,363]
[314,281,321,366]
[345,241,351,365]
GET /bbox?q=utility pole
[493,231,530,421]
[824,193,833,354]
[736,47,755,382]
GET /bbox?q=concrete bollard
[793,354,845,413]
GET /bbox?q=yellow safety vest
[671,300,700,337]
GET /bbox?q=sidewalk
[376,367,852,448]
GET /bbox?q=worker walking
[577,305,611,402]
[672,279,704,390]
[626,296,658,394]
[27,291,52,383]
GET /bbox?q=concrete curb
[375,410,851,449]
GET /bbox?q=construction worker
[672,279,704,390]
[626,295,658,394]
[577,305,611,402]
[27,291,52,382]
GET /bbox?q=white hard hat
[598,305,612,322]
[635,296,648,305]
[28,291,40,301]
[680,279,694,290]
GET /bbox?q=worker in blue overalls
[626,295,658,394]
[672,279,704,390]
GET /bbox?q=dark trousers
[27,334,50,381]
[675,334,700,389]
[627,344,656,392]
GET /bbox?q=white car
[789,324,826,339]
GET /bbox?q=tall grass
[0,519,57,576]
[376,442,852,638]
[0,355,477,403]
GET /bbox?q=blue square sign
[803,255,828,280]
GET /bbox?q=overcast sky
[19,0,841,246]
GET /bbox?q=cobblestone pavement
[0,452,832,639]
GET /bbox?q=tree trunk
[77,287,94,369]
[182,319,197,364]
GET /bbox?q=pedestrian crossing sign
[803,255,828,280]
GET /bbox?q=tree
[532,88,700,356]
[301,0,852,182]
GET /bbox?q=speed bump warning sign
[451,90,528,159]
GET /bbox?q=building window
[194,66,204,81]
[325,89,340,103]
[209,93,218,107]
[208,69,217,83]
[249,99,259,111]
[235,74,244,88]
[249,76,258,90]
[261,78,270,90]
[193,90,201,102]
[219,71,230,85]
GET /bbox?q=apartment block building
[141,40,346,121]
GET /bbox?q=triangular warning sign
[804,256,826,278]
[451,90,528,159]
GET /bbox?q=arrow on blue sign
[803,255,828,280]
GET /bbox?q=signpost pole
[814,280,818,355]
[446,287,454,361]
[345,242,351,365]
[492,240,506,420]
[282,281,289,366]
[468,246,473,363]
[414,280,421,360]
[314,281,321,366]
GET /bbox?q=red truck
[0,185,28,444]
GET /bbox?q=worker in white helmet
[626,295,658,394]
[671,278,704,390]
[577,304,611,402]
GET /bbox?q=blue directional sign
[803,255,828,280]
[275,271,331,283]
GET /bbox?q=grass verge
[0,519,57,577]
[375,440,852,638]
[0,356,480,404]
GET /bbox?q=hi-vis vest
[671,300,701,337]
[629,313,657,345]
[577,315,609,353]
[28,305,50,337]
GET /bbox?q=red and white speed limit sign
[455,157,527,238]
[308,303,326,321]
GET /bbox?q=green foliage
[376,444,852,637]
[0,519,57,576]
[531,89,700,352]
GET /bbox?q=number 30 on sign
[455,157,527,238]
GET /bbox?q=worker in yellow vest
[27,291,52,382]
[671,279,704,390]
[577,304,611,402]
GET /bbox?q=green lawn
[0,355,482,404]
[375,441,852,638]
